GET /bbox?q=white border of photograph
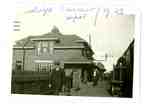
[1,0,141,106]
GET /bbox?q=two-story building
[12,26,94,72]
[12,27,94,93]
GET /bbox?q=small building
[12,26,94,93]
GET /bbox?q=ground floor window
[36,63,53,72]
[15,60,22,71]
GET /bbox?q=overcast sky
[12,3,134,71]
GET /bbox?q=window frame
[36,41,54,56]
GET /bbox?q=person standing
[48,61,65,95]
[72,68,81,91]
[93,67,100,86]
[64,68,73,95]
[81,68,88,84]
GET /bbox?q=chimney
[51,26,60,33]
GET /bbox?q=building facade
[12,27,94,82]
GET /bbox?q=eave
[54,46,84,49]
[13,46,84,49]
[34,60,92,64]
[31,37,59,41]
[13,46,35,49]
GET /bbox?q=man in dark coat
[49,61,65,95]
[64,69,73,95]
[93,66,100,86]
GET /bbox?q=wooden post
[22,47,25,72]
[22,38,30,72]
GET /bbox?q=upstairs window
[42,41,48,53]
[82,47,93,59]
[37,42,41,56]
[49,42,54,55]
[36,41,54,56]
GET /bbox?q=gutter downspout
[22,38,30,72]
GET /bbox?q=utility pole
[105,53,108,61]
[22,47,25,72]
[89,34,91,47]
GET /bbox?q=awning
[34,60,53,63]
[64,61,92,64]
[13,46,35,49]
[31,38,59,41]
[34,60,92,64]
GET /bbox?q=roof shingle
[14,32,85,47]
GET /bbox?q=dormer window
[37,41,41,56]
[36,41,54,56]
[42,41,48,53]
[82,46,93,59]
[49,42,54,55]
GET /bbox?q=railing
[11,71,51,94]
[11,70,50,82]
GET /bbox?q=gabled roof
[14,31,86,48]
[13,27,94,63]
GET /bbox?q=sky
[12,2,135,71]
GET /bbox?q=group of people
[48,61,73,95]
[81,65,103,86]
[48,61,103,95]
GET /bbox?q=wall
[54,48,84,60]
[12,48,88,72]
[12,49,23,70]
[12,49,35,71]
[24,49,36,71]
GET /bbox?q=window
[42,41,48,53]
[15,60,22,71]
[37,64,48,72]
[49,42,54,55]
[36,41,54,56]
[36,63,53,72]
[82,47,92,59]
[37,42,41,56]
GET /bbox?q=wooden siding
[12,48,88,71]
[12,49,24,70]
[12,49,35,71]
[24,49,36,71]
[54,49,83,60]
